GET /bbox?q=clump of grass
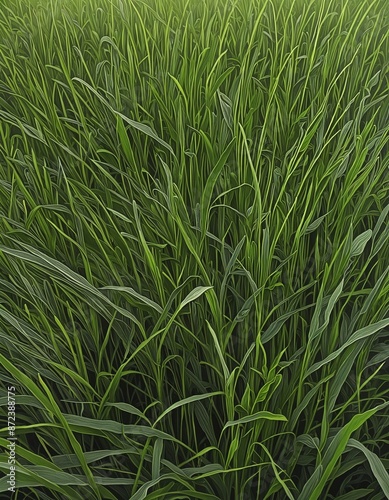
[0,0,388,498]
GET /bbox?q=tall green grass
[0,0,388,498]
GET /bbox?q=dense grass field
[0,0,388,498]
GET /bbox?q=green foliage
[0,0,388,498]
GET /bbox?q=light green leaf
[73,77,175,155]
[178,286,213,311]
[223,411,287,431]
[206,321,230,382]
[304,212,331,234]
[298,402,389,500]
[305,318,389,377]
[350,230,372,257]
[153,392,223,426]
[347,439,389,497]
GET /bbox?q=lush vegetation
[0,0,388,498]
